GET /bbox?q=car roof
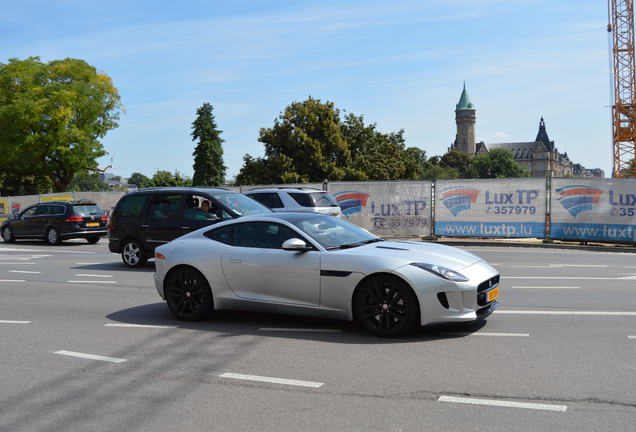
[245,187,323,194]
[129,187,235,195]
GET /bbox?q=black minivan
[108,187,271,267]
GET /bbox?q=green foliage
[68,171,109,192]
[149,170,192,187]
[0,171,51,196]
[127,172,150,188]
[440,149,474,178]
[0,57,122,192]
[192,103,226,186]
[471,148,529,178]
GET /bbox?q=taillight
[66,216,83,222]
[100,215,107,221]
[155,252,165,260]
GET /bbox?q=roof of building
[478,141,548,159]
[535,117,554,151]
[456,82,475,110]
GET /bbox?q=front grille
[477,275,499,293]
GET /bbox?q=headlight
[410,263,468,282]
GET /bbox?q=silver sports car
[154,213,500,337]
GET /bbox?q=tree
[471,148,529,178]
[127,172,150,189]
[192,103,226,186]
[440,149,474,178]
[0,57,122,192]
[68,172,109,192]
[149,170,192,187]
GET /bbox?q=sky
[1,0,614,179]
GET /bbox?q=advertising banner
[40,193,74,202]
[435,178,546,238]
[0,198,9,223]
[328,181,432,237]
[550,178,636,243]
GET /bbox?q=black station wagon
[1,200,108,245]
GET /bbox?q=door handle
[229,258,242,264]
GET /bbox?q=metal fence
[2,178,635,244]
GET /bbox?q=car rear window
[114,195,148,217]
[289,192,339,208]
[72,205,104,216]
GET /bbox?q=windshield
[72,205,104,216]
[212,193,272,216]
[290,214,379,249]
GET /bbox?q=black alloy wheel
[354,275,419,337]
[86,236,100,244]
[121,239,147,267]
[46,227,62,245]
[2,226,15,243]
[164,267,213,321]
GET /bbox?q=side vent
[437,292,449,309]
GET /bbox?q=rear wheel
[2,226,15,243]
[86,236,100,244]
[164,267,213,321]
[353,275,419,338]
[46,227,62,245]
[121,239,147,267]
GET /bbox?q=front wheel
[353,275,419,338]
[2,226,15,243]
[46,227,62,245]
[121,240,147,267]
[164,267,213,321]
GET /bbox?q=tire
[86,236,100,244]
[164,267,213,321]
[121,239,147,267]
[2,226,15,243]
[353,275,419,338]
[46,227,62,245]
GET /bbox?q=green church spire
[456,82,475,110]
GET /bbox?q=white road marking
[104,323,178,329]
[0,320,31,324]
[0,262,36,265]
[75,262,101,265]
[503,276,636,280]
[258,328,342,333]
[510,264,607,268]
[0,248,94,254]
[54,350,127,363]
[67,280,117,284]
[496,310,636,316]
[219,372,324,388]
[0,279,26,282]
[438,332,529,337]
[628,335,636,339]
[74,274,113,278]
[8,270,41,274]
[512,286,580,289]
[438,396,567,412]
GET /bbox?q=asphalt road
[0,240,634,431]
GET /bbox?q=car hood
[334,240,483,271]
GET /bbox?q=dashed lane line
[0,248,94,254]
[628,335,636,339]
[259,328,342,333]
[496,310,636,316]
[67,280,117,284]
[0,262,36,265]
[0,279,26,282]
[503,276,636,280]
[510,264,607,268]
[74,263,102,265]
[437,332,529,337]
[104,323,178,329]
[219,372,324,388]
[74,274,113,278]
[8,270,41,274]
[438,396,567,412]
[54,350,126,364]
[512,286,580,289]
[0,320,31,324]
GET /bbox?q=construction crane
[608,0,636,178]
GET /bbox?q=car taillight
[100,215,107,221]
[66,216,83,222]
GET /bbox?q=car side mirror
[282,238,312,251]
[206,214,220,221]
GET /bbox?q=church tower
[453,83,476,155]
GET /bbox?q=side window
[233,222,300,249]
[34,205,51,216]
[114,195,148,217]
[288,193,315,207]
[146,194,182,221]
[52,205,66,215]
[250,193,283,209]
[204,225,233,245]
[184,194,221,221]
[21,207,37,218]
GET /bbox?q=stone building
[451,85,604,178]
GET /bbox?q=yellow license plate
[487,286,499,302]
[86,222,99,227]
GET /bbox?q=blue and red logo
[440,186,480,216]
[556,185,603,217]
[332,191,370,218]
